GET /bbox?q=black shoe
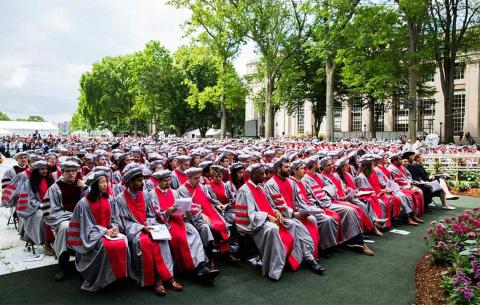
[307,260,325,275]
[54,268,66,281]
[197,266,220,284]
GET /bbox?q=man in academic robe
[67,171,131,291]
[387,153,425,217]
[170,155,191,190]
[148,170,219,284]
[235,163,325,281]
[115,164,182,296]
[1,152,29,206]
[177,167,238,266]
[44,160,88,281]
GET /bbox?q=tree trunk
[325,57,336,141]
[220,101,226,139]
[443,66,455,143]
[220,60,227,139]
[133,120,138,137]
[407,20,418,141]
[368,97,376,139]
[264,75,275,138]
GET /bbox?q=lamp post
[363,124,366,138]
[439,122,443,144]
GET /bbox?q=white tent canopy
[0,121,59,136]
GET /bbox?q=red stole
[123,190,146,225]
[377,166,391,179]
[245,182,299,270]
[88,197,111,227]
[306,172,324,186]
[89,197,128,280]
[343,172,357,190]
[322,172,346,197]
[273,175,294,209]
[208,180,229,205]
[154,188,195,271]
[38,178,49,202]
[289,178,320,258]
[124,189,172,285]
[367,171,383,194]
[174,169,188,185]
[184,183,229,241]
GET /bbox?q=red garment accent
[67,231,80,236]
[321,172,346,198]
[149,177,159,188]
[81,166,91,177]
[14,166,27,174]
[67,240,82,246]
[272,175,294,209]
[38,178,49,202]
[18,193,28,197]
[124,190,146,225]
[154,188,195,272]
[88,197,111,228]
[208,181,229,205]
[367,171,383,194]
[245,182,300,271]
[290,178,321,258]
[235,219,249,225]
[185,183,229,242]
[343,172,357,190]
[57,180,82,212]
[102,237,128,280]
[377,166,391,179]
[16,206,27,211]
[45,224,54,242]
[174,169,188,186]
[139,232,172,286]
[323,208,344,241]
[222,171,230,183]
[17,199,28,204]
[69,222,80,227]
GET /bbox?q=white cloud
[0,65,28,89]
[41,7,72,33]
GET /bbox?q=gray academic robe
[204,181,236,225]
[44,179,88,256]
[115,189,174,286]
[68,197,131,291]
[320,172,381,223]
[176,183,215,247]
[263,177,320,255]
[148,187,207,270]
[9,173,45,245]
[301,174,362,244]
[235,181,309,280]
[372,168,414,216]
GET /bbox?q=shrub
[425,208,480,304]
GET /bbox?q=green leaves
[0,111,11,121]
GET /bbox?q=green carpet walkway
[1,197,479,305]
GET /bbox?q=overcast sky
[0,0,255,123]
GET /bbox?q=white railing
[422,154,480,180]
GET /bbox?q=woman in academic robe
[67,171,131,291]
